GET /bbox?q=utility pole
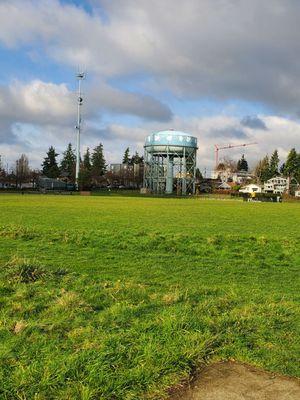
[75,72,85,189]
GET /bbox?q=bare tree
[15,154,30,188]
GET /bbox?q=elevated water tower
[143,130,198,195]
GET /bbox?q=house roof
[266,176,287,183]
[218,182,231,189]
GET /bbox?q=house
[239,184,262,194]
[264,177,287,194]
[211,168,232,182]
[232,170,255,184]
[217,181,238,190]
[212,168,255,184]
[295,190,300,198]
[197,178,222,193]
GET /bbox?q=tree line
[0,143,144,189]
[255,148,300,183]
[217,148,300,184]
[1,144,299,189]
[41,143,107,188]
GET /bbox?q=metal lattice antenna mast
[75,71,85,189]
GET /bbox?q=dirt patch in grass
[170,361,300,400]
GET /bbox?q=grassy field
[0,194,299,399]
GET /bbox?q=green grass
[0,194,299,399]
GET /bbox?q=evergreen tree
[60,143,76,181]
[78,148,92,190]
[42,146,60,178]
[83,148,92,171]
[195,168,203,181]
[269,149,280,177]
[130,151,143,165]
[91,143,106,177]
[255,155,270,183]
[297,153,300,182]
[122,147,130,164]
[283,148,299,178]
[237,154,248,171]
[280,162,285,175]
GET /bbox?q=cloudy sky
[0,0,300,173]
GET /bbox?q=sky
[0,0,300,173]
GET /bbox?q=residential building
[232,170,255,184]
[212,168,255,184]
[239,184,262,194]
[264,177,287,194]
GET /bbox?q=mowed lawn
[0,194,299,400]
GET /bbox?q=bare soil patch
[170,361,300,400]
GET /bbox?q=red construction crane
[214,142,257,169]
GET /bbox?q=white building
[264,177,287,194]
[211,168,255,184]
[295,190,300,197]
[239,184,262,194]
[232,171,256,184]
[211,168,231,181]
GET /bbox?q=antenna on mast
[75,71,86,189]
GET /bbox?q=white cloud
[141,114,299,172]
[1,109,299,172]
[88,81,172,121]
[16,81,73,119]
[2,0,300,113]
[0,0,300,171]
[0,77,171,153]
[0,80,74,124]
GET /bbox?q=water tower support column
[182,148,187,195]
[166,150,173,194]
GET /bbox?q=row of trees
[1,145,299,189]
[217,154,249,172]
[41,144,144,180]
[41,144,144,188]
[0,154,40,188]
[0,143,107,188]
[41,143,106,180]
[122,147,144,165]
[0,144,145,189]
[217,148,300,184]
[255,148,300,183]
[41,143,107,188]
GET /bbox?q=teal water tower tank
[143,130,198,195]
